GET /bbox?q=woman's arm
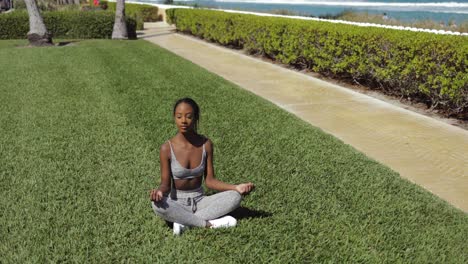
[150,142,172,201]
[204,139,254,194]
[157,142,172,194]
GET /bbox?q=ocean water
[138,0,468,24]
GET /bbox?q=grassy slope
[0,40,466,263]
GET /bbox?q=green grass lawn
[0,39,466,263]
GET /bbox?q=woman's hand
[235,182,255,195]
[150,189,164,202]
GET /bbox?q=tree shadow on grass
[138,31,176,39]
[15,40,79,48]
[57,41,78,47]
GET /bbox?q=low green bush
[0,10,137,39]
[166,9,468,117]
[0,11,29,39]
[106,2,159,30]
[11,0,82,11]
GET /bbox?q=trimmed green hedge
[0,10,137,39]
[167,9,468,117]
[106,2,159,30]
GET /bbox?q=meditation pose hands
[150,182,254,202]
[150,189,164,202]
[235,182,255,195]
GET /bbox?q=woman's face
[174,102,195,133]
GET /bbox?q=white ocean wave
[433,10,468,14]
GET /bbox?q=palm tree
[24,0,53,46]
[112,0,127,39]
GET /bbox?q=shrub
[0,11,29,38]
[106,2,159,30]
[0,10,137,39]
[12,0,80,11]
[166,9,468,117]
[11,0,27,10]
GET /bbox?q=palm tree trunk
[24,0,53,46]
[112,0,128,39]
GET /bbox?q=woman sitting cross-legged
[150,97,255,235]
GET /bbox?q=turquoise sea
[137,0,468,23]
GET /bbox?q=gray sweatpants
[151,187,242,227]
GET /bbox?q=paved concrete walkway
[139,23,468,212]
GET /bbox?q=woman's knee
[226,190,243,205]
[151,200,168,216]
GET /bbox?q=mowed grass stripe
[0,40,466,263]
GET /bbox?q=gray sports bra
[168,140,206,180]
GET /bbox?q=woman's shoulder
[200,135,213,152]
[160,139,172,156]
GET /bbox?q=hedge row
[106,2,160,30]
[0,10,137,39]
[167,9,468,117]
